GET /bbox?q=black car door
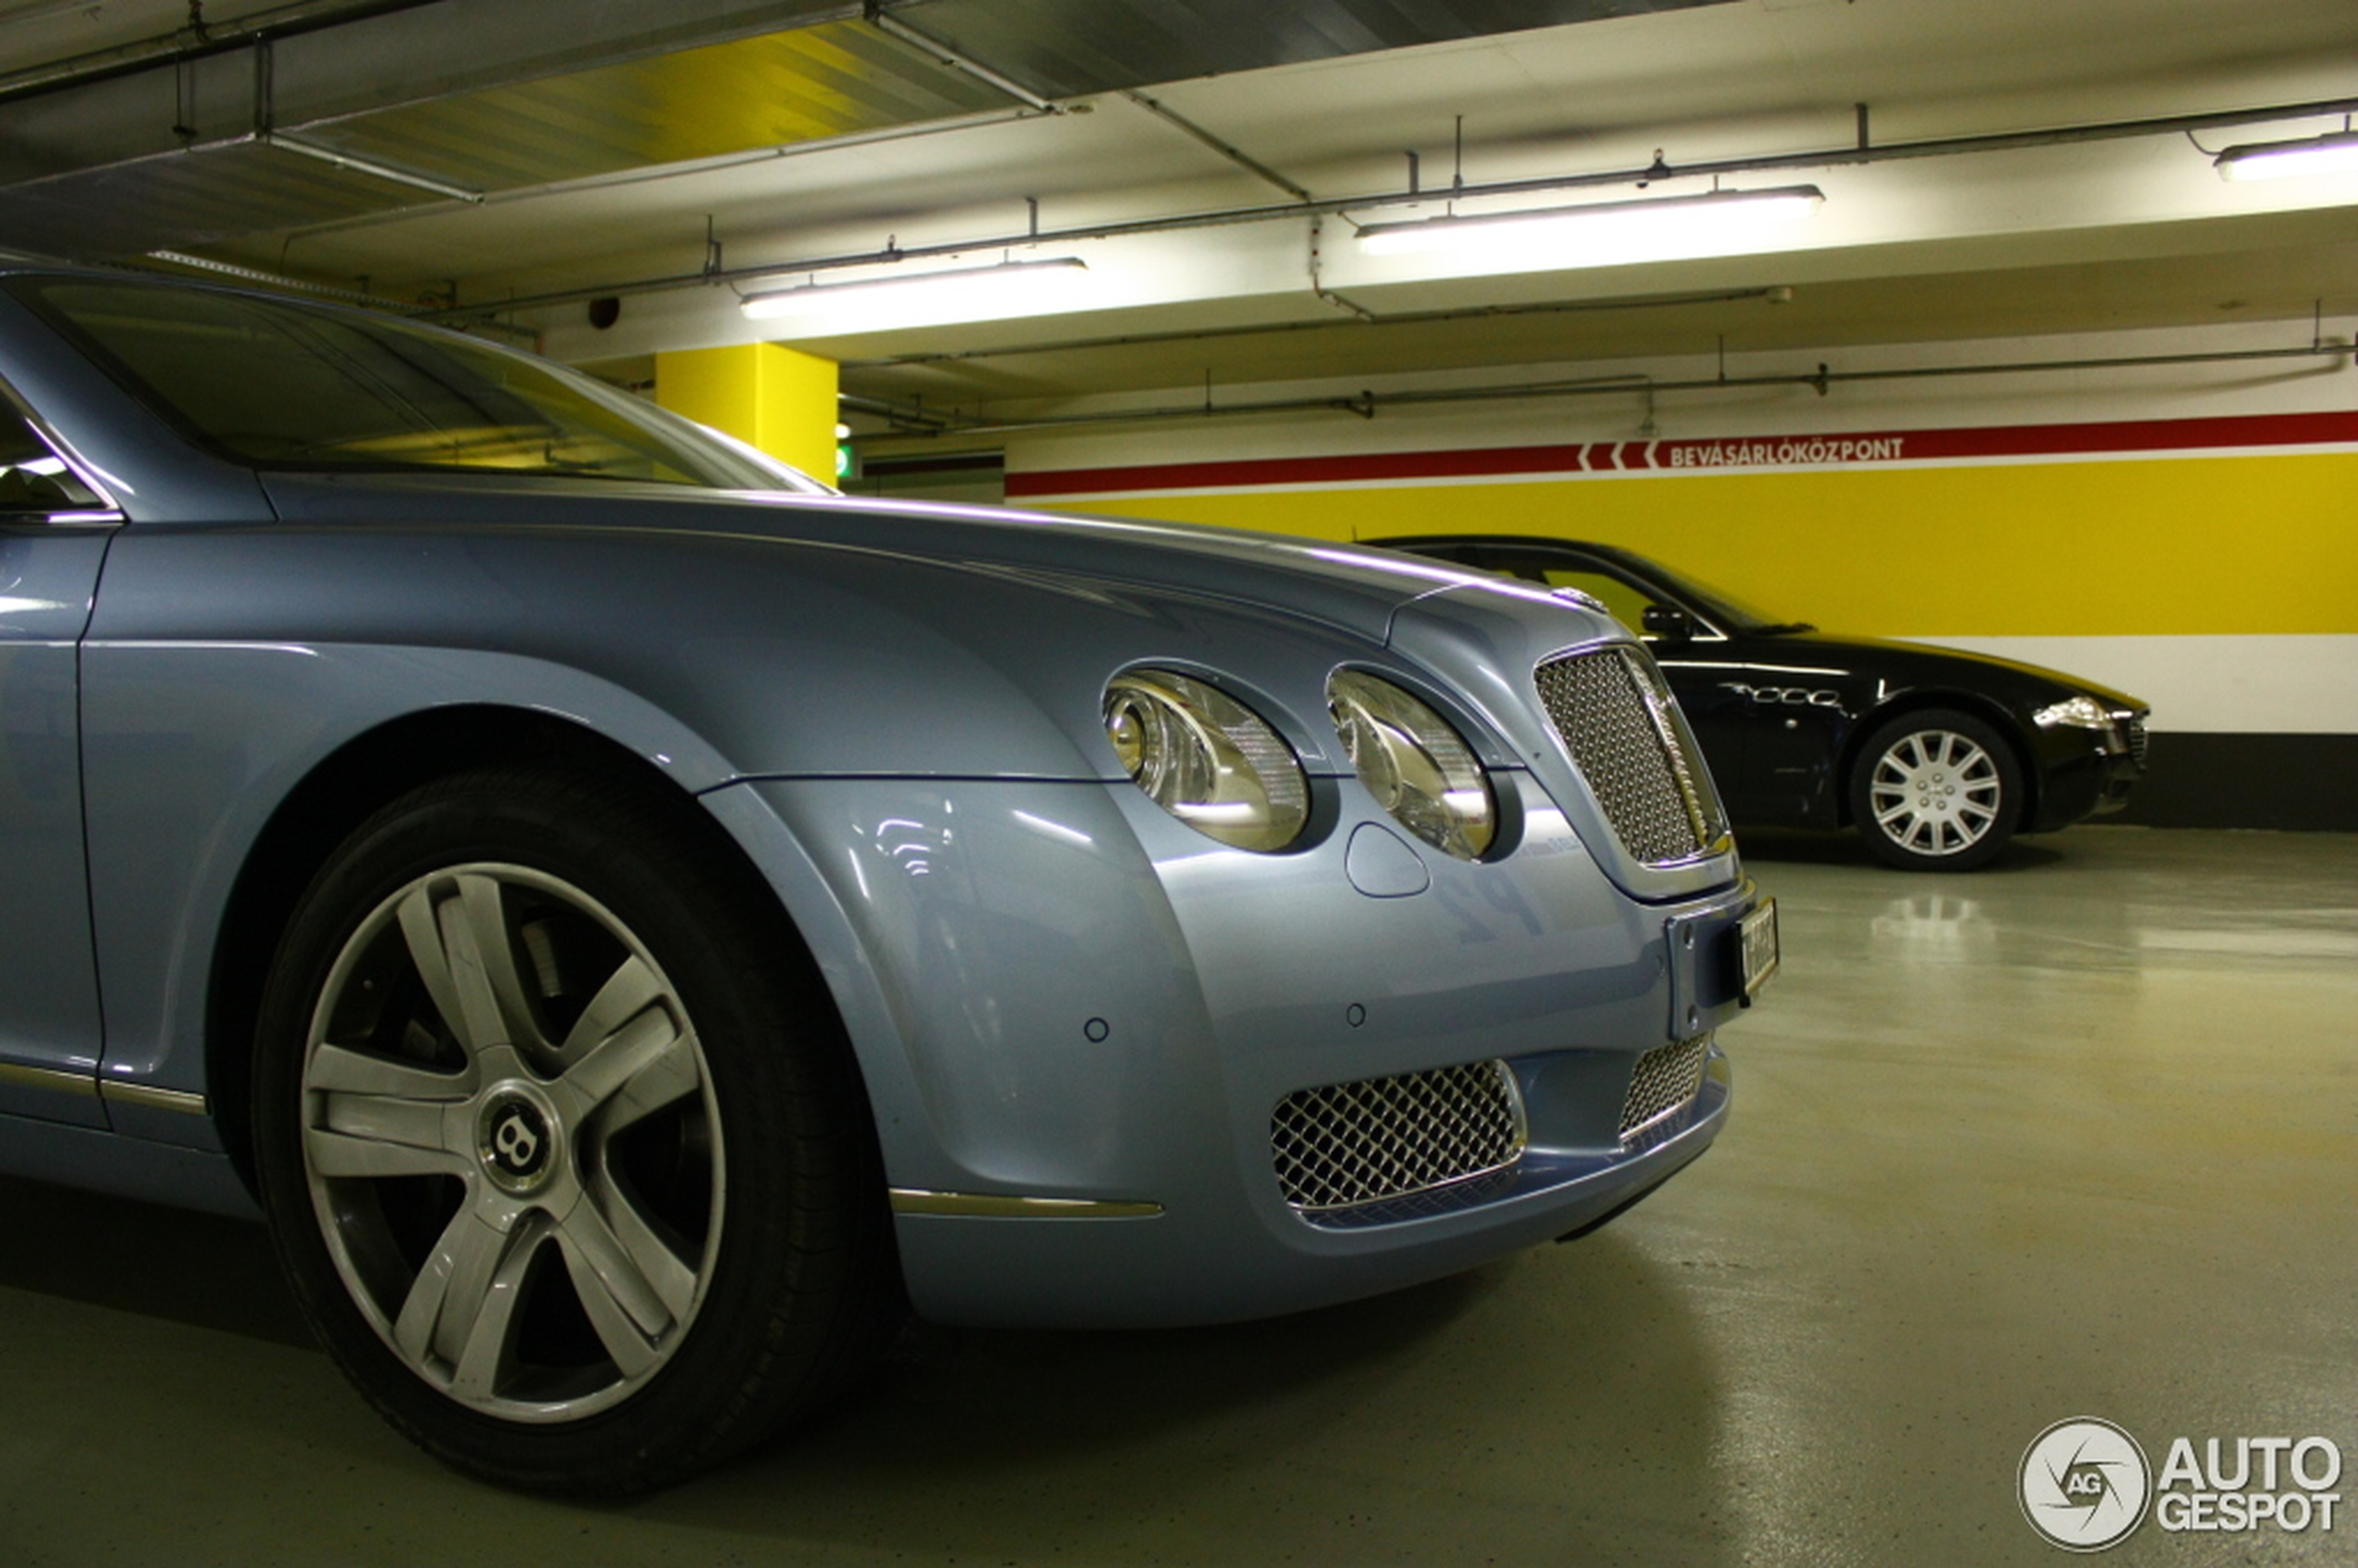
[0,392,113,1126]
[1704,633,1851,823]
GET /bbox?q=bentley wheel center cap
[479,1087,561,1193]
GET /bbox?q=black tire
[1847,707,2024,872]
[251,764,898,1494]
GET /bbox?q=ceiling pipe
[0,0,447,104]
[851,338,2348,442]
[433,90,2358,326]
[838,391,969,432]
[135,247,541,341]
[1120,87,1314,203]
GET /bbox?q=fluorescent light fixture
[1355,186,1824,270]
[739,256,1090,331]
[2214,129,2358,182]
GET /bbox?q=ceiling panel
[902,0,1741,101]
[0,0,1743,261]
[306,20,1013,191]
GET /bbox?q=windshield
[16,278,820,492]
[1592,545,1801,632]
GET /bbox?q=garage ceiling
[0,0,1728,253]
[3,0,2353,430]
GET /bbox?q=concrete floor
[2,826,2352,1566]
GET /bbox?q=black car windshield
[16,278,813,491]
[1591,545,1806,633]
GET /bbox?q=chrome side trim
[10,510,126,529]
[0,1060,99,1098]
[888,1187,1163,1219]
[99,1081,211,1116]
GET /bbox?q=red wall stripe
[1004,409,2358,499]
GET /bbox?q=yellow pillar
[654,342,839,481]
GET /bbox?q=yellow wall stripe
[1038,449,2358,638]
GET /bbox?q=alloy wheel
[1868,729,2003,858]
[299,863,723,1422]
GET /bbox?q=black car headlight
[1327,669,1496,860]
[1103,669,1310,850]
[2034,695,2117,730]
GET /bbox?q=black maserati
[1377,535,2148,871]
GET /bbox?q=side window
[1484,551,1665,635]
[0,405,106,516]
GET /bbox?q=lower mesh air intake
[1272,1059,1526,1212]
[1620,1037,1710,1139]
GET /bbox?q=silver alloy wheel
[1868,728,2003,857]
[299,863,723,1423]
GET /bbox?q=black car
[1377,535,2148,871]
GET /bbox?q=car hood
[259,474,1491,644]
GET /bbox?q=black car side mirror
[1641,603,1695,642]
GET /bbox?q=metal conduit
[850,339,2349,440]
[0,0,450,102]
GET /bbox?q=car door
[1726,646,1851,822]
[0,390,115,1126]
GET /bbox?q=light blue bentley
[0,266,1772,1492]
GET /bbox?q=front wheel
[1847,708,2023,871]
[252,766,897,1493]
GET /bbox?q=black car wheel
[252,765,897,1494]
[1848,708,2022,872]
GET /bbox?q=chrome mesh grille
[2126,717,2148,769]
[1272,1060,1525,1212]
[1620,1037,1709,1140]
[1534,646,1726,865]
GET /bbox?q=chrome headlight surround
[2034,694,2117,731]
[1327,669,1496,861]
[1102,668,1310,851]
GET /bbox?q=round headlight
[1103,669,1309,851]
[1327,670,1496,861]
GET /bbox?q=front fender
[81,638,745,1121]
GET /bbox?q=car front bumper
[722,771,1756,1328]
[2028,711,2149,829]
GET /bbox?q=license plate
[1738,898,1780,1000]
